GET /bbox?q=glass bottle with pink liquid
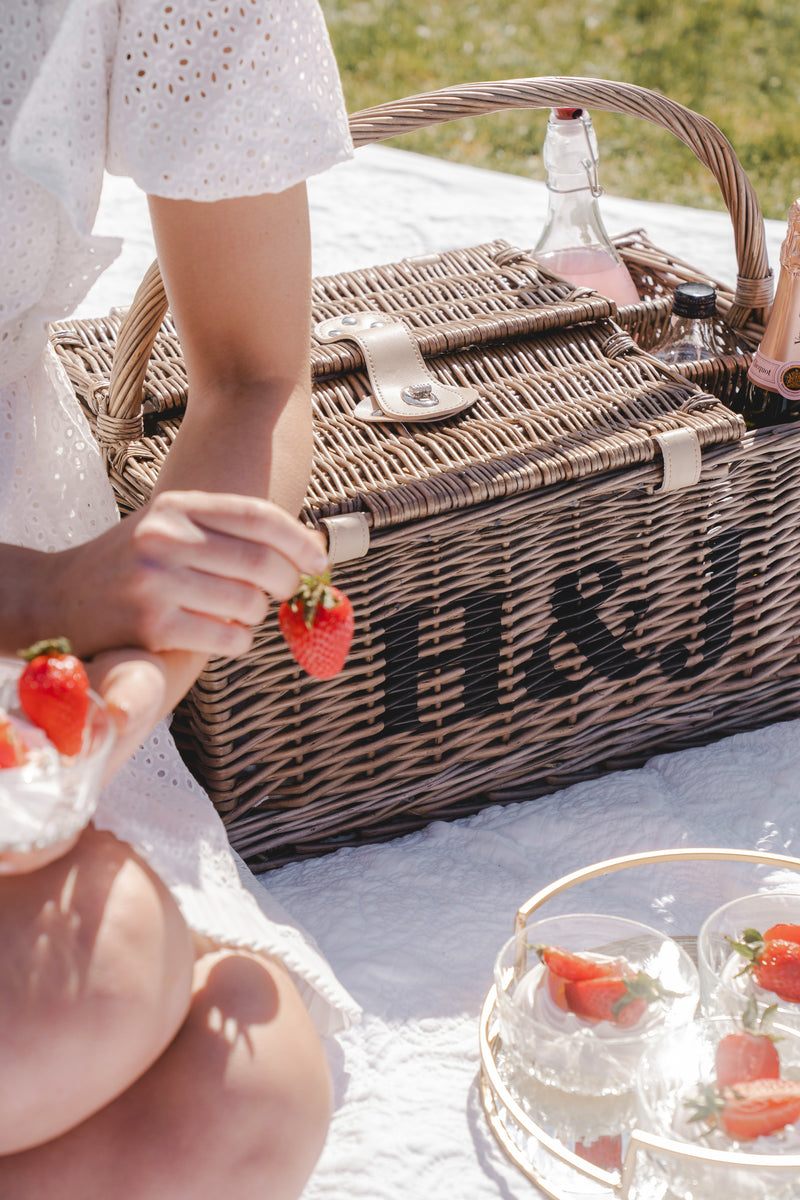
[532,107,640,308]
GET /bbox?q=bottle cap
[553,107,584,120]
[671,281,717,318]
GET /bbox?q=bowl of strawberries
[493,912,699,1099]
[0,641,114,861]
[698,892,800,1031]
[635,1009,800,1199]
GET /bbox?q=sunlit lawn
[323,0,800,220]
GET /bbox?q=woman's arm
[140,182,323,709]
[147,182,315,509]
[0,183,324,725]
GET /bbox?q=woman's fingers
[123,565,270,647]
[133,521,311,602]
[134,605,258,659]
[144,491,328,584]
[55,491,329,659]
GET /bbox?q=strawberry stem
[18,637,73,662]
[289,573,340,631]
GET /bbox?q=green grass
[322,0,800,220]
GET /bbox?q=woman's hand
[47,490,328,661]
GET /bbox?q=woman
[0,2,360,1195]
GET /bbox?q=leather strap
[322,513,371,564]
[314,312,480,423]
[654,427,702,493]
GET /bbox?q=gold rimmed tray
[478,847,800,1199]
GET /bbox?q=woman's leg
[0,944,333,1200]
[0,823,195,1153]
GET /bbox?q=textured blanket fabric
[81,146,796,1199]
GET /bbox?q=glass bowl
[698,892,800,1030]
[0,655,114,858]
[493,912,699,1102]
[635,1014,800,1200]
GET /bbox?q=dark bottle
[651,282,724,364]
[737,197,800,428]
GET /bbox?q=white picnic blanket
[81,146,798,1200]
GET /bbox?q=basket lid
[302,242,744,530]
[49,239,745,533]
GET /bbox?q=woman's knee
[186,950,333,1189]
[123,949,333,1200]
[0,825,194,1153]
[0,946,332,1200]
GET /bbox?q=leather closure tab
[314,311,481,423]
[321,513,371,564]
[654,427,702,493]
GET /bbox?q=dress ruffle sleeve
[106,0,354,200]
[4,0,353,384]
[3,0,122,381]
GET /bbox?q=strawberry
[573,1135,622,1172]
[17,638,90,757]
[536,943,680,1025]
[714,997,780,1088]
[0,711,27,768]
[278,572,354,680]
[764,923,800,945]
[753,941,800,1003]
[687,1077,800,1141]
[535,945,624,982]
[562,970,676,1027]
[729,926,800,1004]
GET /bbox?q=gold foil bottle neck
[779,198,800,272]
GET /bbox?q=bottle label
[747,350,800,399]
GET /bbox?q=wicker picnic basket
[51,77,793,871]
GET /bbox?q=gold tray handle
[621,1127,800,1199]
[515,845,800,935]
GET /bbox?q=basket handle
[103,75,772,442]
[349,77,772,327]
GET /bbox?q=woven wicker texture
[50,77,793,869]
[51,237,751,525]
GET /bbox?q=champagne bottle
[532,107,639,308]
[736,197,800,428]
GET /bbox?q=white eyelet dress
[0,0,360,1034]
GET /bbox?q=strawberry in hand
[17,638,90,757]
[278,572,354,680]
[729,925,800,1004]
[714,997,780,1088]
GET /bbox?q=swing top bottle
[533,107,640,308]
